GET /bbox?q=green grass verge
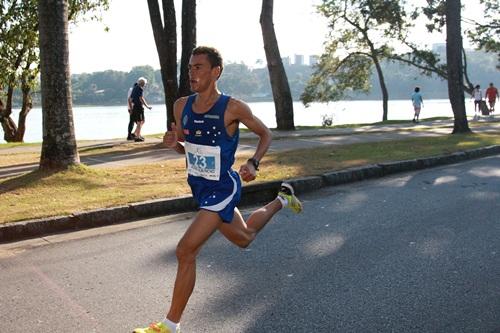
[1,132,499,224]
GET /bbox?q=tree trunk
[445,0,470,134]
[1,78,18,141]
[38,0,80,170]
[0,85,32,143]
[260,0,295,130]
[372,56,389,121]
[13,85,33,142]
[0,87,17,141]
[147,0,178,131]
[178,0,196,98]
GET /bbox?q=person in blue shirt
[133,46,303,333]
[411,86,424,123]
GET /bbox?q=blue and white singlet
[182,93,241,222]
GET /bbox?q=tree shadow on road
[142,155,500,332]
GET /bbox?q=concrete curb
[1,145,499,243]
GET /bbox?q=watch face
[249,158,259,169]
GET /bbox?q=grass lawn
[1,130,499,224]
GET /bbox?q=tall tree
[392,0,498,95]
[302,0,409,121]
[465,0,499,68]
[445,0,470,133]
[147,0,196,130]
[0,0,109,143]
[147,0,178,130]
[38,0,80,169]
[260,0,295,130]
[179,0,196,97]
[0,1,38,142]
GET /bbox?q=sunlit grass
[1,131,499,224]
[1,162,189,223]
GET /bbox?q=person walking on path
[130,77,152,142]
[472,84,483,118]
[411,86,424,123]
[127,83,138,140]
[485,82,499,113]
[133,46,303,333]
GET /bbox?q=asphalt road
[1,156,500,332]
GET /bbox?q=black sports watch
[247,158,260,171]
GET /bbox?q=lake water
[2,99,477,143]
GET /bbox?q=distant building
[294,54,304,66]
[309,55,319,66]
[281,56,291,66]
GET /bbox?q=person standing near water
[485,82,499,113]
[411,86,423,123]
[127,82,137,140]
[130,77,152,142]
[472,84,483,118]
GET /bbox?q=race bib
[184,142,221,181]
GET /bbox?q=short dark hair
[415,86,420,92]
[192,46,223,75]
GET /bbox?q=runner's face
[188,54,220,92]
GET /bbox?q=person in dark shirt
[130,77,152,142]
[127,83,138,140]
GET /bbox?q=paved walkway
[1,117,500,179]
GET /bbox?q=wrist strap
[247,158,260,171]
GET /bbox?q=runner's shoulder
[227,96,251,115]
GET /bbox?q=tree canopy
[302,0,410,121]
[0,0,109,142]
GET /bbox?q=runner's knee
[176,242,198,264]
[233,231,256,249]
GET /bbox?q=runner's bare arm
[227,98,272,181]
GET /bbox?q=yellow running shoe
[278,182,303,213]
[133,321,178,333]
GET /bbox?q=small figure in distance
[126,82,137,140]
[129,77,152,142]
[485,82,499,114]
[472,84,482,119]
[411,86,424,123]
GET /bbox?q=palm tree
[38,0,80,170]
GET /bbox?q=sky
[68,0,329,74]
[68,0,482,75]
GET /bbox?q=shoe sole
[280,182,295,195]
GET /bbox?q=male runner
[133,46,302,333]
